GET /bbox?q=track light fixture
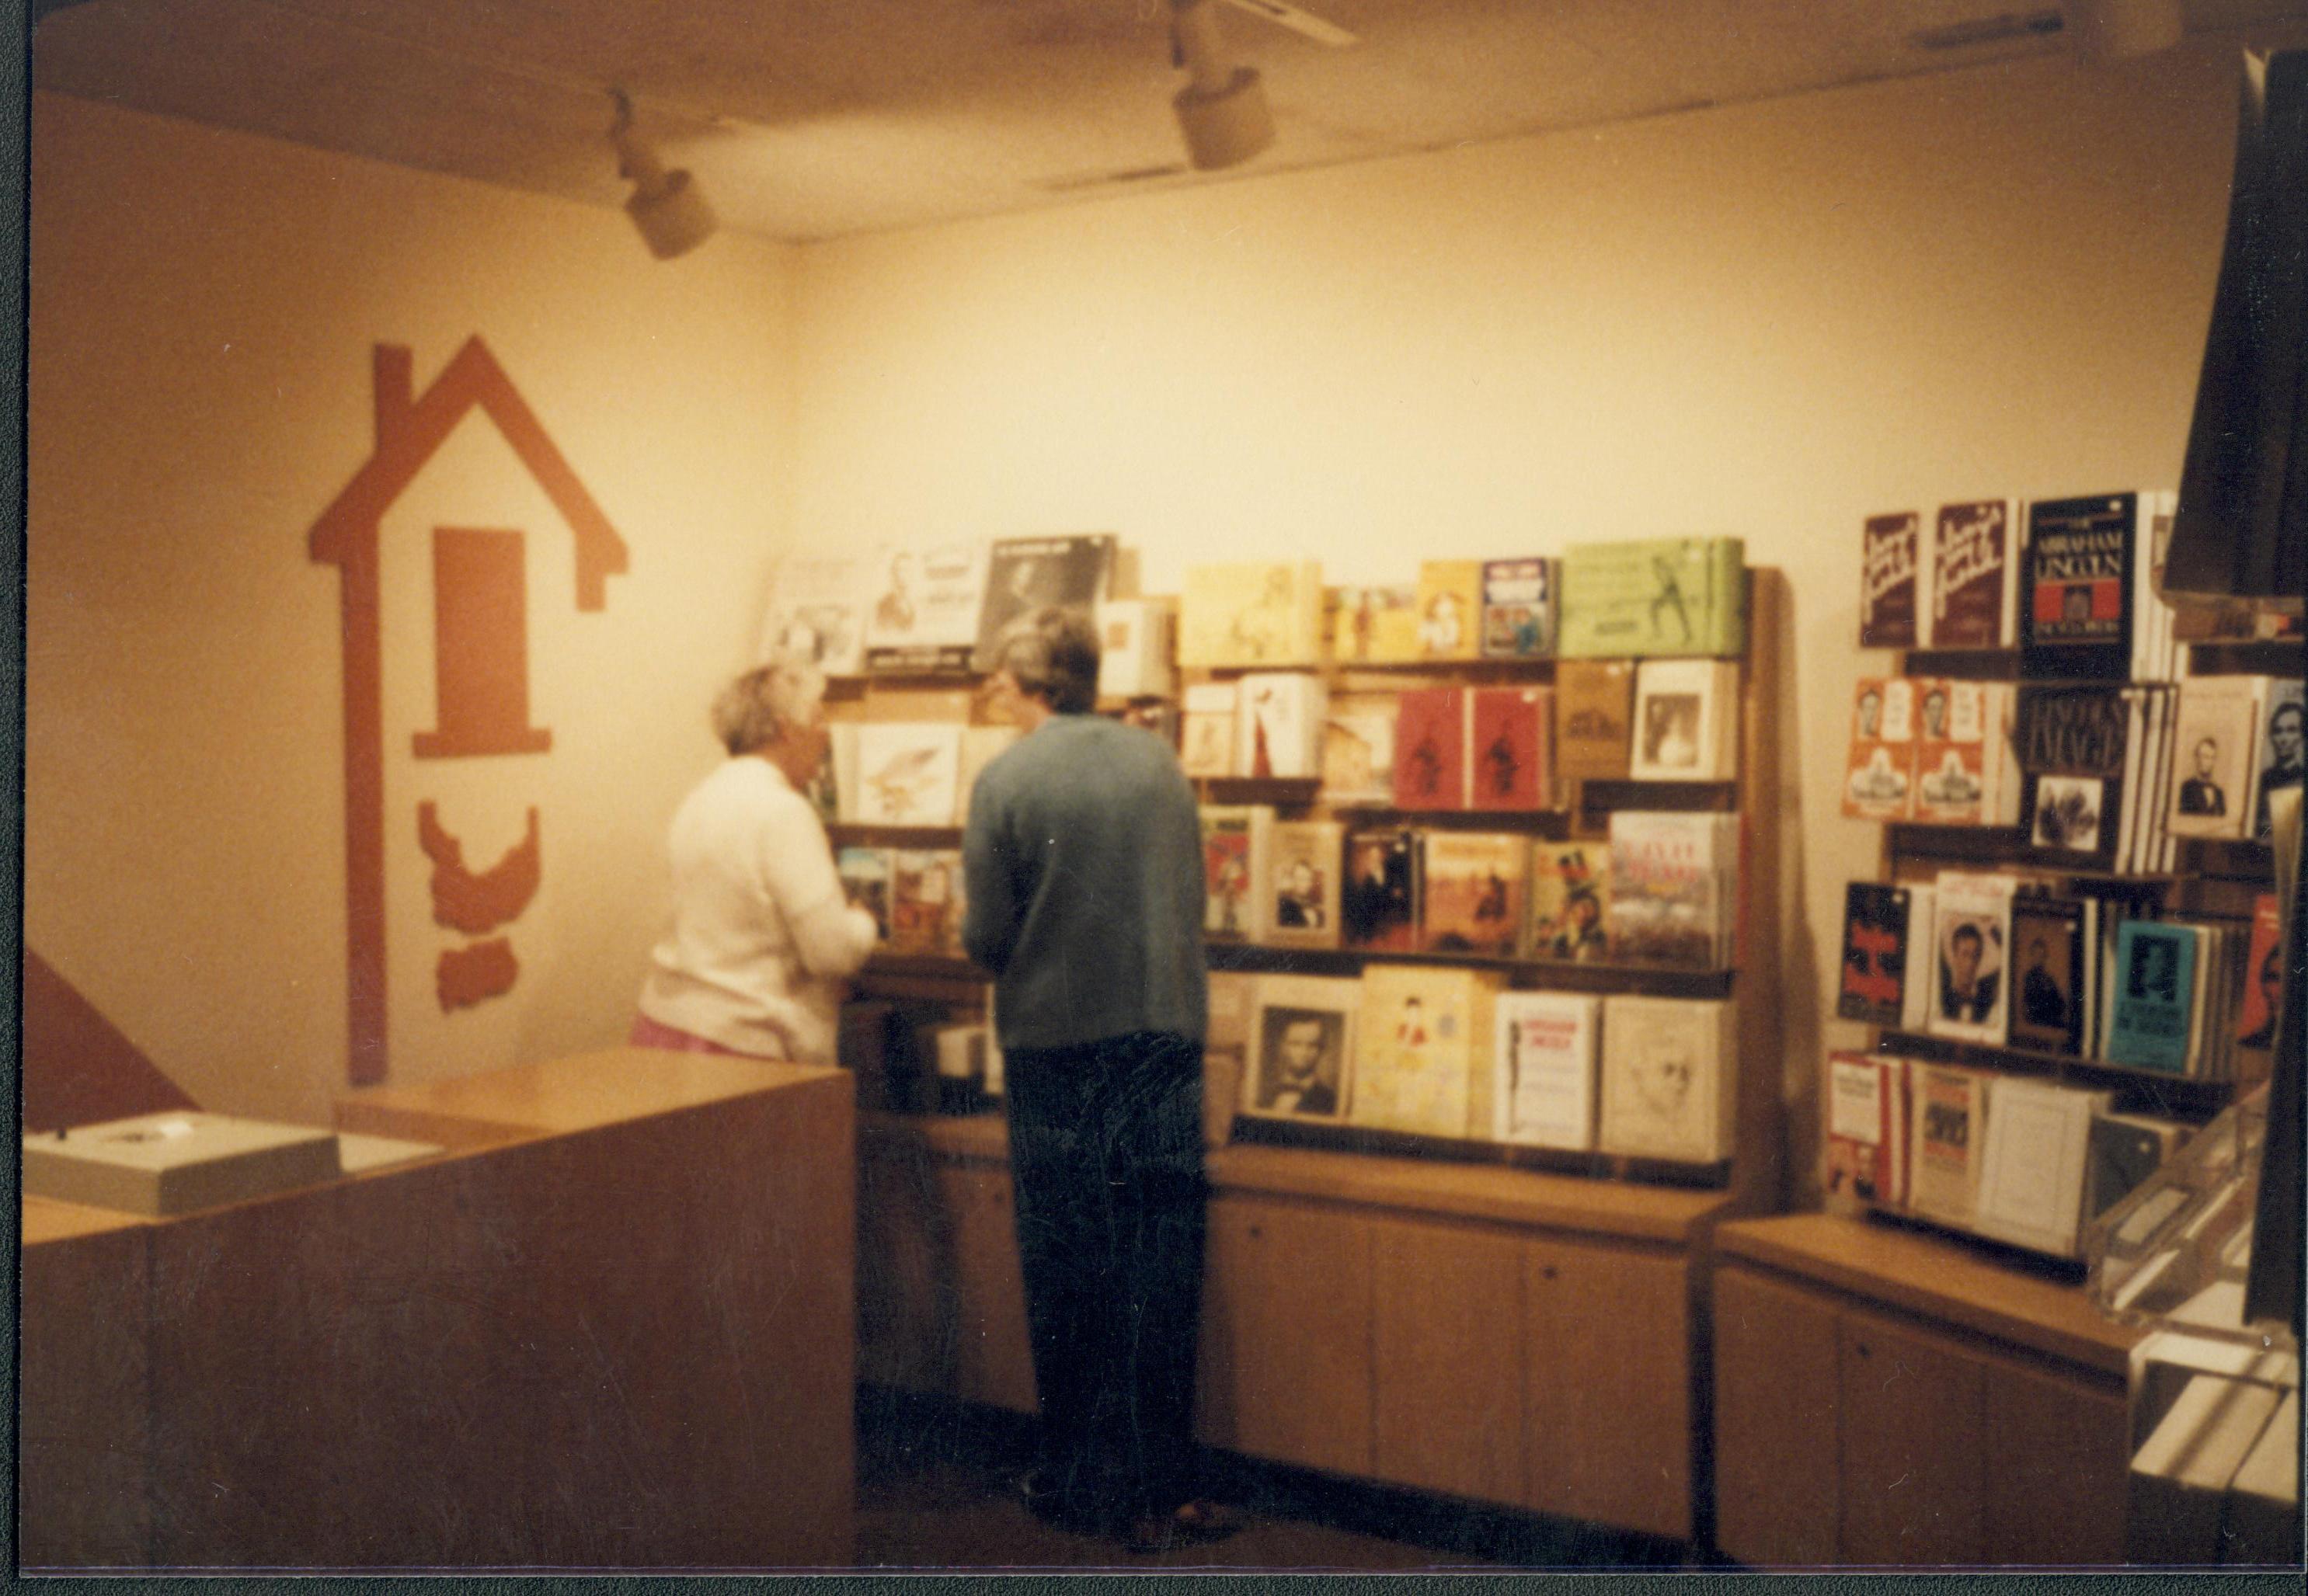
[1171,0,1275,171]
[609,89,717,259]
[2066,0,2184,64]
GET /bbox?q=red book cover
[2238,892,2285,1050]
[1469,687,1549,810]
[1930,499,2013,648]
[1392,687,1467,810]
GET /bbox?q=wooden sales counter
[20,1048,855,1572]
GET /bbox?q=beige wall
[786,49,2238,1196]
[26,92,800,1123]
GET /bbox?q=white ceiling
[30,0,2308,242]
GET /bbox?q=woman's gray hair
[712,657,827,756]
[992,606,1100,714]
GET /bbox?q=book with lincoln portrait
[1241,975,1360,1123]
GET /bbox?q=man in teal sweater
[963,606,1232,1553]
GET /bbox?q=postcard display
[1181,537,1783,1197]
[1833,489,2298,1263]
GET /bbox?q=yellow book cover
[1349,964,1499,1139]
[1330,586,1422,662]
[1179,561,1325,666]
[1414,560,1485,661]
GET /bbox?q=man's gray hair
[712,657,827,756]
[993,606,1101,714]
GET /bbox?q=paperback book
[1329,586,1420,663]
[1342,826,1420,952]
[2009,894,2088,1056]
[1929,498,2018,649]
[1913,680,2018,826]
[1264,820,1345,950]
[1351,964,1500,1139]
[1553,659,1635,790]
[1596,996,1738,1163]
[1606,811,1739,969]
[2015,683,2133,867]
[1908,1064,1989,1229]
[2237,893,2285,1055]
[1199,805,1273,942]
[1415,559,1486,660]
[2253,681,2306,839]
[1492,991,1601,1150]
[1630,659,1738,781]
[1392,687,1468,809]
[1241,974,1360,1123]
[889,849,962,955]
[1527,840,1610,963]
[1860,510,1925,649]
[1095,596,1176,699]
[1835,881,1911,1027]
[1926,871,2016,1046]
[1468,686,1551,810]
[759,550,872,676]
[973,534,1116,669]
[1419,832,1526,958]
[1842,676,1915,821]
[1320,694,1398,806]
[853,722,964,826]
[1179,561,1325,666]
[863,542,989,673]
[1824,1052,1908,1208]
[1557,536,1747,659]
[1972,1077,2108,1257]
[2106,920,2202,1075]
[2166,676,2266,840]
[1236,672,1329,780]
[1179,681,1238,778]
[1480,558,1555,659]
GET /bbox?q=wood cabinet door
[1369,1215,1525,1506]
[1523,1234,1694,1540]
[1198,1194,1373,1476]
[1981,1358,2129,1566]
[1711,1264,1840,1567]
[856,1142,944,1393]
[932,1161,1038,1414]
[1836,1308,1986,1566]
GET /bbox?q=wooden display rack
[846,566,1795,1549]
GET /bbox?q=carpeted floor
[852,1388,1704,1573]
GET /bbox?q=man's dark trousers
[1001,1030,1206,1528]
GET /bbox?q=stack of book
[1840,676,2021,826]
[1235,968,1736,1163]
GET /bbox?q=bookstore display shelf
[828,822,961,847]
[1230,1113,1733,1191]
[2184,638,2304,677]
[1205,939,1735,996]
[1875,1028,2238,1114]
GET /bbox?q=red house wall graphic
[308,338,627,1086]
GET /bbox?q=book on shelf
[1860,510,1926,650]
[954,724,1022,825]
[1415,559,1486,661]
[1342,826,1421,952]
[1629,659,1738,781]
[829,720,862,823]
[1263,819,1345,950]
[759,550,872,676]
[1527,840,1610,963]
[1178,560,1325,666]
[889,849,963,956]
[1096,596,1176,699]
[2084,1111,2188,1222]
[853,722,965,826]
[1467,686,1551,810]
[973,534,1116,669]
[863,542,989,673]
[1199,805,1273,943]
[2014,683,2134,868]
[1897,881,1938,1033]
[1835,881,1912,1028]
[1595,995,1738,1163]
[1241,973,1360,1124]
[1480,558,1555,659]
[1351,964,1501,1139]
[1913,679,2021,826]
[1492,991,1601,1150]
[1924,871,2016,1046]
[1558,536,1746,659]
[1972,1076,2109,1257]
[2105,919,2202,1075]
[2237,892,2285,1057]
[837,846,894,940]
[1179,681,1238,778]
[1842,676,1916,821]
[1605,810,1739,969]
[2166,675,2269,840]
[1823,1052,1908,1209]
[1418,831,1526,958]
[1927,499,2019,649]
[1319,693,1398,806]
[1907,1062,1989,1229]
[1235,671,1329,780]
[2251,681,2305,840]
[2008,892,2092,1057]
[2017,490,2178,681]
[1206,968,1257,1057]
[1392,687,1468,809]
[1328,585,1420,663]
[1553,659,1634,790]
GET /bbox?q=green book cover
[1557,537,1747,659]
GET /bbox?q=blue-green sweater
[962,715,1208,1050]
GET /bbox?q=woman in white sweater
[631,659,879,1063]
